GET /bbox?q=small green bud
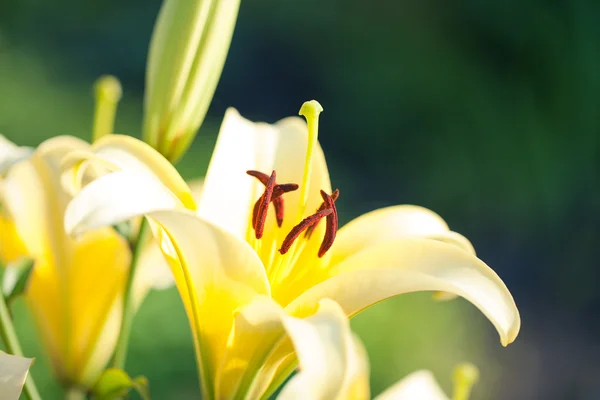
[92,75,123,142]
[92,368,149,400]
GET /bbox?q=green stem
[65,387,86,400]
[112,218,150,369]
[0,293,42,400]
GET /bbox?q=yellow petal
[2,136,132,385]
[0,351,33,400]
[330,205,472,267]
[216,296,286,399]
[374,370,449,400]
[62,134,195,209]
[131,178,203,297]
[64,170,183,236]
[0,214,28,264]
[187,178,204,204]
[67,228,130,385]
[197,109,331,243]
[0,135,33,174]
[278,299,369,400]
[144,210,270,399]
[286,239,520,347]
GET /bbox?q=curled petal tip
[501,320,521,347]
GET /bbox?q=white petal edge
[330,205,463,267]
[0,135,33,175]
[287,239,521,347]
[65,170,183,236]
[374,370,449,400]
[0,351,33,400]
[278,299,365,400]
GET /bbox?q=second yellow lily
[0,135,170,389]
[64,101,521,399]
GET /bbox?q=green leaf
[2,257,35,303]
[92,368,150,400]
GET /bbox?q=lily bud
[92,75,122,142]
[143,0,241,163]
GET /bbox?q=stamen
[304,189,339,239]
[246,170,270,185]
[318,190,338,258]
[272,184,300,227]
[279,189,339,258]
[247,170,299,236]
[254,171,276,239]
[279,208,333,255]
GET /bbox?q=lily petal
[0,351,33,400]
[62,134,195,209]
[143,210,270,399]
[278,299,369,400]
[330,205,474,267]
[374,370,449,400]
[64,170,183,236]
[286,239,520,346]
[197,109,331,242]
[188,178,204,204]
[65,229,130,384]
[0,135,33,174]
[217,296,286,399]
[1,136,131,385]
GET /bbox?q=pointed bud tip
[299,100,323,118]
[94,75,122,102]
[453,362,479,387]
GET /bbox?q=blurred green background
[1,0,599,398]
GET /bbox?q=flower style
[0,351,33,400]
[277,299,478,400]
[64,101,520,399]
[0,135,169,387]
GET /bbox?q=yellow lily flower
[0,351,33,400]
[64,101,520,399]
[0,136,169,388]
[278,299,478,400]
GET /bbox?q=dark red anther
[279,208,333,254]
[317,190,339,257]
[279,189,339,258]
[254,171,276,239]
[247,170,299,237]
[304,189,339,239]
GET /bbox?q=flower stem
[112,218,150,369]
[0,293,42,400]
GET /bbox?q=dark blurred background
[1,0,599,398]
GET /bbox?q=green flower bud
[143,0,241,163]
[93,75,122,142]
